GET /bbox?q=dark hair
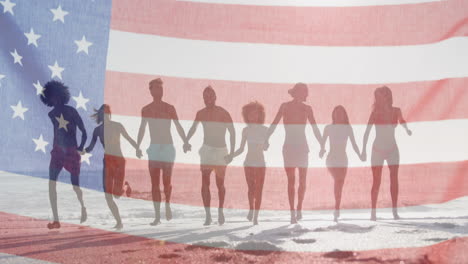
[373,86,393,112]
[91,104,111,124]
[288,82,308,98]
[203,85,215,95]
[40,80,70,107]
[332,105,350,125]
[242,101,265,124]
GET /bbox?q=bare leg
[244,167,255,221]
[215,167,226,225]
[330,168,346,222]
[296,167,307,221]
[201,169,212,225]
[285,168,297,224]
[253,167,266,225]
[149,166,161,226]
[162,165,173,221]
[104,165,122,228]
[48,168,61,223]
[389,164,400,219]
[371,166,383,221]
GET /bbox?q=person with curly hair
[227,101,268,225]
[40,80,88,229]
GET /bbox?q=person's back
[103,121,126,157]
[282,101,309,146]
[244,124,268,167]
[49,105,80,148]
[373,107,400,149]
[197,106,232,148]
[326,124,350,154]
[142,101,175,145]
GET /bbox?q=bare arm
[136,110,147,149]
[120,124,138,150]
[232,127,247,158]
[307,106,322,144]
[265,104,284,148]
[348,126,361,159]
[85,128,99,153]
[362,111,375,159]
[171,107,187,142]
[397,108,412,135]
[75,110,87,152]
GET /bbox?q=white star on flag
[0,74,5,87]
[10,49,23,66]
[80,152,92,165]
[48,61,64,80]
[50,5,69,23]
[75,36,93,55]
[0,0,15,15]
[33,81,44,96]
[24,28,41,47]
[55,114,69,131]
[32,134,49,153]
[11,101,28,120]
[73,91,90,110]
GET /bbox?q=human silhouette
[40,80,87,229]
[319,105,362,222]
[85,104,140,230]
[265,83,322,224]
[228,102,268,225]
[136,78,187,226]
[184,86,236,226]
[362,86,412,221]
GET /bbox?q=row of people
[40,79,411,229]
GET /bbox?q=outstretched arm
[232,127,247,158]
[319,126,328,158]
[75,110,87,152]
[85,128,99,153]
[265,104,284,149]
[136,110,147,157]
[397,108,412,136]
[307,106,322,145]
[171,107,187,142]
[362,111,375,161]
[348,126,362,160]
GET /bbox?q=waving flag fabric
[1,0,468,263]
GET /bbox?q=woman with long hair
[320,105,361,222]
[86,104,141,229]
[362,86,412,221]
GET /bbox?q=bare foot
[47,221,61,229]
[290,211,297,224]
[218,209,225,225]
[150,219,161,226]
[392,209,400,220]
[333,210,340,222]
[296,210,302,221]
[247,210,253,221]
[253,217,259,225]
[125,181,132,197]
[204,216,212,226]
[80,207,87,223]
[165,203,172,221]
[114,223,123,230]
[370,209,377,221]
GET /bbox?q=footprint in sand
[292,238,316,244]
[424,238,448,242]
[433,223,458,229]
[159,253,181,259]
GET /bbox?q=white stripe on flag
[107,31,468,84]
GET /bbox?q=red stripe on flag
[104,72,468,124]
[118,159,468,210]
[111,0,468,46]
[1,212,467,263]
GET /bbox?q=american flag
[1,0,468,263]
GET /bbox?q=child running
[86,104,141,230]
[319,105,362,222]
[228,102,268,225]
[40,80,87,229]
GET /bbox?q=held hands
[224,153,233,164]
[360,150,367,162]
[319,148,326,159]
[183,142,192,153]
[406,128,412,136]
[263,140,270,151]
[136,148,143,159]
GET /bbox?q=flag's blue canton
[0,0,112,189]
